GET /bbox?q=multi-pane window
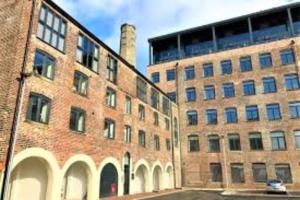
[289,102,300,119]
[153,112,159,126]
[231,164,245,183]
[206,109,218,125]
[246,105,259,121]
[104,119,115,139]
[294,130,300,149]
[136,77,147,102]
[106,88,116,108]
[249,132,263,150]
[243,80,256,96]
[166,139,171,151]
[69,107,85,132]
[271,131,286,150]
[280,49,295,65]
[228,134,241,151]
[107,55,118,83]
[185,66,195,80]
[208,135,220,153]
[73,71,88,96]
[125,96,131,114]
[223,83,235,98]
[186,87,196,102]
[162,97,170,116]
[240,56,252,72]
[154,135,160,151]
[204,85,215,100]
[203,63,214,77]
[37,4,66,51]
[151,72,160,83]
[124,125,131,143]
[166,69,175,81]
[275,164,292,183]
[138,104,145,121]
[165,118,170,130]
[187,110,198,125]
[188,135,200,152]
[76,34,99,72]
[252,163,267,183]
[259,53,272,69]
[27,93,51,124]
[225,107,238,123]
[285,74,300,90]
[33,50,55,80]
[151,88,160,109]
[266,103,281,121]
[221,60,232,75]
[263,77,277,93]
[210,163,223,182]
[167,92,177,103]
[138,130,146,147]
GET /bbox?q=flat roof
[148,2,300,43]
[44,0,173,102]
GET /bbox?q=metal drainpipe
[0,0,35,199]
[169,62,179,189]
[290,40,299,74]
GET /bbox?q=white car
[266,179,287,194]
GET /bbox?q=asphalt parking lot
[146,190,300,200]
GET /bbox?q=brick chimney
[120,23,136,67]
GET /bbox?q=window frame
[69,106,86,133]
[73,71,89,96]
[27,93,51,124]
[240,56,253,72]
[104,118,116,139]
[188,135,200,152]
[33,50,56,80]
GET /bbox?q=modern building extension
[148,2,300,190]
[0,0,181,199]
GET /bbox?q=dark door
[124,165,130,195]
[124,153,130,195]
[100,163,118,198]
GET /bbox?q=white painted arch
[98,157,123,197]
[133,159,151,194]
[61,154,98,200]
[8,147,60,200]
[164,162,174,189]
[151,161,164,191]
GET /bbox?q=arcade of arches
[6,148,175,200]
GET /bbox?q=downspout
[170,62,179,189]
[0,0,35,199]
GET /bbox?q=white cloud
[53,0,300,73]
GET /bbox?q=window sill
[286,88,300,91]
[73,91,88,98]
[70,129,85,135]
[271,149,287,151]
[24,119,49,126]
[36,37,66,55]
[105,105,117,110]
[34,73,55,82]
[75,60,99,75]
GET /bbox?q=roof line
[148,2,300,42]
[43,0,173,101]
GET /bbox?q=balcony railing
[217,32,251,51]
[153,49,178,63]
[253,24,290,43]
[183,41,214,58]
[294,21,300,34]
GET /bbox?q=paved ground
[145,190,300,200]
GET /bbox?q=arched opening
[152,166,163,191]
[63,162,88,200]
[166,166,174,189]
[135,165,148,193]
[123,153,130,195]
[9,157,50,200]
[99,163,118,198]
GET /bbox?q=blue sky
[53,0,299,74]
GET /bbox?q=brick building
[0,0,181,199]
[148,2,300,190]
